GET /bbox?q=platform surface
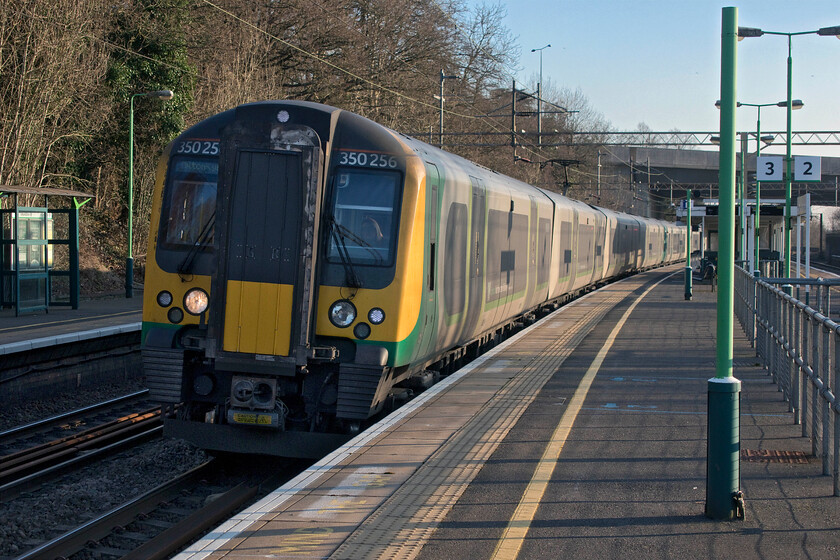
[0,294,141,350]
[168,265,839,559]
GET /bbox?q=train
[142,100,691,458]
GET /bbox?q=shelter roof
[0,185,94,198]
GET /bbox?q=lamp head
[817,25,840,38]
[737,27,764,40]
[151,90,174,100]
[715,100,742,109]
[776,99,804,110]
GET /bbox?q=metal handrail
[734,265,840,496]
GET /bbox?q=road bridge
[601,146,840,215]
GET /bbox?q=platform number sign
[794,156,821,182]
[756,155,783,182]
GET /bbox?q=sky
[478,0,840,156]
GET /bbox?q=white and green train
[141,101,689,457]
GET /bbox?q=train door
[416,162,440,360]
[462,177,486,340]
[220,151,301,356]
[593,212,605,281]
[526,196,538,307]
[211,133,322,363]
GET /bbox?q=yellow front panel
[223,280,294,356]
[315,155,426,343]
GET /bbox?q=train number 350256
[338,150,398,168]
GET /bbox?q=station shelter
[0,185,92,316]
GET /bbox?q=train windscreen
[159,157,218,251]
[327,168,401,267]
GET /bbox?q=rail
[734,266,840,496]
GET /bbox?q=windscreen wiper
[328,217,362,288]
[178,212,215,278]
[329,219,384,264]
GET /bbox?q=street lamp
[738,24,839,280]
[438,70,456,149]
[737,101,797,275]
[531,44,551,146]
[715,99,798,273]
[127,89,174,298]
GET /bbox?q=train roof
[174,101,678,227]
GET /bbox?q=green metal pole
[707,6,742,521]
[70,205,80,309]
[685,190,692,300]
[784,35,793,281]
[739,132,747,264]
[127,94,137,298]
[754,108,762,275]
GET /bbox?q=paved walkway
[418,270,839,559]
[0,294,141,347]
[177,266,839,560]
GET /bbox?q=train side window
[327,168,401,267]
[444,203,467,314]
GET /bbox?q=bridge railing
[734,266,839,496]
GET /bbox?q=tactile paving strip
[741,449,810,463]
[330,277,655,559]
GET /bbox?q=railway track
[0,389,152,450]
[809,259,840,276]
[0,403,163,501]
[793,260,840,318]
[13,459,293,560]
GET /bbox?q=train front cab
[143,102,430,457]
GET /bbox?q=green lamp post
[127,89,174,298]
[738,24,840,280]
[685,190,692,300]
[713,100,794,274]
[706,6,741,521]
[736,101,796,275]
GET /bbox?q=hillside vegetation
[1,0,613,293]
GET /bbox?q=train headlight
[329,300,356,328]
[184,288,209,315]
[368,308,385,325]
[156,291,173,307]
[167,307,184,324]
[354,322,371,339]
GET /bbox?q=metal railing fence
[734,266,840,496]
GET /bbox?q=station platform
[0,294,141,353]
[175,264,839,560]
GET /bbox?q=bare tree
[0,0,111,201]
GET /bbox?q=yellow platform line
[491,272,675,560]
